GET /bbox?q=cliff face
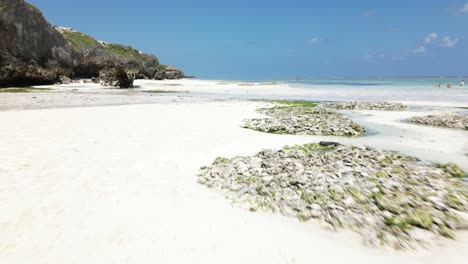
[0,0,74,86]
[56,27,163,79]
[0,0,183,87]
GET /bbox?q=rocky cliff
[56,27,162,79]
[0,0,183,87]
[0,0,74,86]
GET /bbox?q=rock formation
[162,66,184,80]
[56,27,163,80]
[99,67,134,88]
[0,0,184,88]
[0,0,74,86]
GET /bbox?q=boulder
[99,67,134,88]
[163,66,184,79]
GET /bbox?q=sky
[28,0,468,78]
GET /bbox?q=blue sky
[29,0,468,78]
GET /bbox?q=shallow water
[227,76,467,87]
[186,76,468,104]
[294,85,468,103]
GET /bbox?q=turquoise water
[228,76,467,87]
[295,77,466,87]
[204,76,468,103]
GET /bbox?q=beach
[1,79,468,263]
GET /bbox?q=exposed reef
[408,114,468,130]
[327,101,408,111]
[198,142,468,249]
[242,104,365,136]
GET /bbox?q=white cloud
[307,37,320,45]
[412,46,426,54]
[424,33,438,44]
[458,3,468,14]
[440,36,459,48]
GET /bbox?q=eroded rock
[0,0,74,86]
[163,66,184,79]
[99,67,134,88]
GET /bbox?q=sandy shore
[1,80,467,263]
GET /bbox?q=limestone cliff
[0,0,184,87]
[0,0,74,86]
[56,27,163,79]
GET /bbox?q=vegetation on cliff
[60,29,100,50]
[60,29,156,65]
[57,27,183,81]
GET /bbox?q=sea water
[230,76,468,103]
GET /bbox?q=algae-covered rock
[408,114,468,131]
[197,143,468,249]
[327,101,408,111]
[437,163,466,178]
[242,106,365,137]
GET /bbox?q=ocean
[294,76,465,87]
[211,76,468,104]
[226,76,466,87]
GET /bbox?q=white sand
[1,99,467,264]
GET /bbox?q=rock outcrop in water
[0,0,183,87]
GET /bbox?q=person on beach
[437,83,442,88]
[447,84,452,88]
[461,80,465,87]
